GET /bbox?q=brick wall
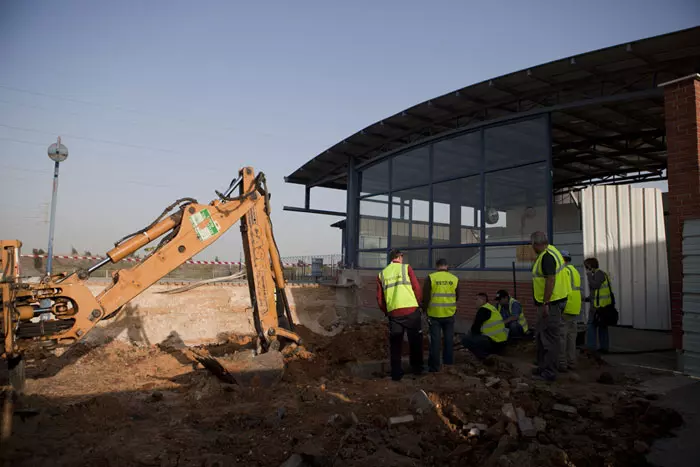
[357,271,537,325]
[664,75,700,349]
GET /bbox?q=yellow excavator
[0,167,301,392]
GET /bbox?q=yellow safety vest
[498,297,529,333]
[379,263,418,313]
[532,245,570,303]
[480,303,507,343]
[593,270,613,308]
[427,270,458,318]
[564,264,582,315]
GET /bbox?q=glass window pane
[360,195,389,250]
[391,186,430,248]
[485,116,548,171]
[433,131,481,181]
[484,162,548,243]
[392,146,430,191]
[432,176,482,245]
[402,249,430,269]
[358,251,387,268]
[484,245,537,269]
[360,160,389,195]
[432,246,481,269]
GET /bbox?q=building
[284,27,700,373]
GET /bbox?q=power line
[0,83,317,144]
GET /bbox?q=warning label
[189,208,221,242]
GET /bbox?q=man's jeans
[559,313,578,369]
[428,315,455,372]
[586,309,610,352]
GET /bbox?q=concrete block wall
[664,75,700,349]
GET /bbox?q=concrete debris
[533,417,547,432]
[279,454,306,467]
[501,403,518,422]
[516,408,537,438]
[388,415,414,427]
[467,427,480,437]
[327,414,346,425]
[553,403,578,415]
[466,423,489,431]
[485,377,501,388]
[514,383,529,393]
[477,369,487,376]
[410,389,435,411]
[350,412,359,425]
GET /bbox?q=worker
[461,293,507,359]
[559,250,581,372]
[530,231,570,382]
[422,258,459,372]
[583,257,612,354]
[495,289,529,339]
[377,249,424,381]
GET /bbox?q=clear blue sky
[1,1,698,260]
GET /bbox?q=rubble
[3,325,686,467]
[501,403,518,422]
[485,377,501,388]
[552,403,578,415]
[387,415,414,427]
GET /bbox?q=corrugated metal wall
[581,185,670,330]
[682,220,700,377]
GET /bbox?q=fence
[19,253,343,283]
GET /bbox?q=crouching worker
[495,289,529,339]
[462,293,508,359]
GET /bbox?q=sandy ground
[0,325,685,467]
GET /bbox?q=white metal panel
[581,186,670,330]
[682,219,700,377]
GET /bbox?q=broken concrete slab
[485,377,501,388]
[501,403,517,422]
[388,415,414,427]
[552,403,578,415]
[410,389,435,411]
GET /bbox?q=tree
[214,256,220,262]
[84,250,92,257]
[71,246,79,255]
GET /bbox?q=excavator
[0,167,302,393]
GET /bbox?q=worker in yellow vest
[461,293,508,359]
[530,231,570,382]
[422,258,459,372]
[559,251,581,372]
[583,257,612,354]
[376,249,424,381]
[495,290,529,338]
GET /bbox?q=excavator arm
[0,167,300,387]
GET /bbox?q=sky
[1,1,698,261]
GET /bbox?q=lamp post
[46,137,68,276]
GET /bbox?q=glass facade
[354,115,551,270]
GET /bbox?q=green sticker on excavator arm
[189,208,221,242]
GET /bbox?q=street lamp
[46,137,68,276]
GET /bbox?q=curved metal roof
[285,26,700,191]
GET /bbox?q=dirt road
[0,325,684,466]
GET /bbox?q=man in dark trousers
[423,258,459,372]
[461,293,508,359]
[377,249,424,381]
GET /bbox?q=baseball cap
[560,250,572,259]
